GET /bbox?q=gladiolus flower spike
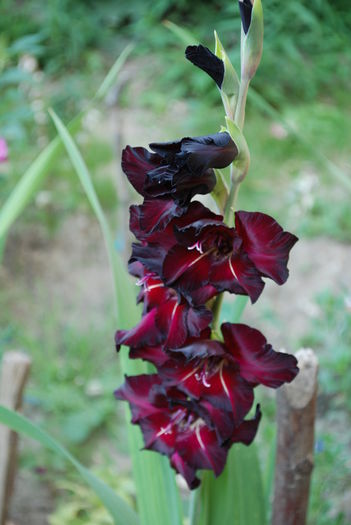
[115,3,298,490]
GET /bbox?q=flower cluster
[115,131,299,489]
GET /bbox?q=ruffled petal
[139,411,178,455]
[170,452,200,489]
[144,165,216,204]
[221,323,299,387]
[129,344,170,367]
[150,132,237,173]
[115,309,163,349]
[176,423,228,478]
[235,211,298,285]
[121,146,161,196]
[130,199,184,240]
[129,242,168,277]
[162,244,212,294]
[198,400,237,442]
[210,252,265,303]
[114,374,162,422]
[137,274,173,312]
[169,339,225,360]
[230,404,262,445]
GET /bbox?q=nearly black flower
[149,132,237,173]
[122,132,236,207]
[131,204,297,304]
[122,145,215,207]
[115,266,212,349]
[136,322,298,441]
[185,45,225,89]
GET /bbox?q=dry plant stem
[0,351,31,525]
[272,349,318,525]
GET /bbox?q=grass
[0,295,121,463]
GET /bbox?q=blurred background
[0,0,350,523]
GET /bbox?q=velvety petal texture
[116,116,299,488]
[239,0,253,34]
[235,211,298,285]
[185,45,224,88]
[221,323,299,387]
[150,132,237,173]
[122,146,161,196]
[115,373,265,488]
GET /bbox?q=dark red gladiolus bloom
[158,323,297,437]
[130,199,221,246]
[115,374,262,489]
[115,269,212,350]
[159,353,254,442]
[116,107,299,488]
[119,320,297,443]
[133,209,296,304]
[167,323,299,390]
[163,218,265,303]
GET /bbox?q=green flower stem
[210,77,249,332]
[221,91,234,120]
[234,77,250,131]
[224,174,241,225]
[211,174,240,332]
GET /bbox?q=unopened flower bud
[239,0,263,81]
[214,31,239,98]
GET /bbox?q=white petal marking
[228,258,238,280]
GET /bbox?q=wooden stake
[272,348,318,525]
[0,351,31,525]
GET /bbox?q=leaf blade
[192,444,266,525]
[50,111,183,525]
[0,405,139,525]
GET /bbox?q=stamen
[157,408,185,437]
[145,283,164,292]
[136,276,149,286]
[188,249,213,268]
[156,423,173,437]
[219,361,230,398]
[228,258,238,280]
[135,273,157,286]
[170,301,178,322]
[202,374,211,388]
[195,422,206,451]
[188,241,203,253]
[195,365,211,388]
[183,364,201,382]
